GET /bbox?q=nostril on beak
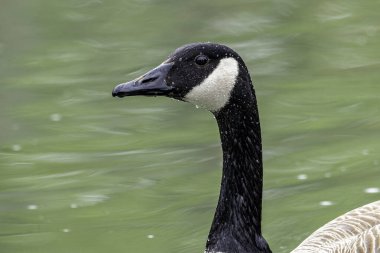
[141,76,159,84]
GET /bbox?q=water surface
[1,1,380,252]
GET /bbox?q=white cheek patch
[184,57,239,112]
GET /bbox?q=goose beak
[112,62,174,98]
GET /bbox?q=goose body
[292,201,380,253]
[112,42,380,253]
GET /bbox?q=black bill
[112,62,174,98]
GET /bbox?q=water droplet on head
[147,234,154,239]
[62,228,71,233]
[195,105,200,109]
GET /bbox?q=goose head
[112,42,255,114]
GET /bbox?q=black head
[112,42,254,113]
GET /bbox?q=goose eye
[195,55,209,66]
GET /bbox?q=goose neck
[205,99,271,253]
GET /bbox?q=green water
[1,1,380,252]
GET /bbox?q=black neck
[205,79,271,253]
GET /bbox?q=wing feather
[291,201,380,253]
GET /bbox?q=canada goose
[112,43,380,253]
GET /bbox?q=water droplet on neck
[195,105,200,109]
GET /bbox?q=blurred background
[1,0,379,252]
